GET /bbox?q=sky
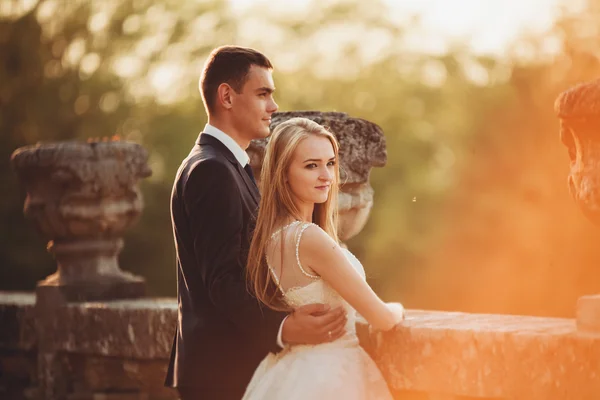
[228,0,583,56]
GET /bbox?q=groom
[165,46,347,399]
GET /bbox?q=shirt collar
[202,123,249,167]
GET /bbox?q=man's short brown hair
[200,45,273,114]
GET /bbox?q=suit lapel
[235,162,260,203]
[197,133,260,204]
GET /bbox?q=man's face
[230,65,278,142]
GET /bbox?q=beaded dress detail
[242,222,393,400]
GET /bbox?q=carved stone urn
[10,140,152,303]
[247,111,387,242]
[555,79,600,334]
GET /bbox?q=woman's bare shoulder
[298,223,339,256]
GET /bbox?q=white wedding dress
[242,222,394,400]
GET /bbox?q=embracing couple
[164,45,405,399]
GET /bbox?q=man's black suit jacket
[165,133,287,394]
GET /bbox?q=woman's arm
[299,225,404,331]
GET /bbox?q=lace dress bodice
[267,221,366,343]
[243,221,394,400]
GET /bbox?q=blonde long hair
[246,117,340,310]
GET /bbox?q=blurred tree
[0,0,229,293]
[391,3,600,317]
[2,0,599,318]
[1,4,56,289]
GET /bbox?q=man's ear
[216,83,234,110]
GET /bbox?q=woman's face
[287,134,336,207]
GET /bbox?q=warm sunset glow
[229,0,581,56]
[3,0,600,320]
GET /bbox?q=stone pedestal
[36,274,146,305]
[11,140,152,304]
[555,80,600,334]
[37,238,145,303]
[576,294,600,334]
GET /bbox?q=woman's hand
[386,302,405,326]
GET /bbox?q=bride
[242,117,404,399]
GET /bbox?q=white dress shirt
[202,124,249,167]
[201,124,288,349]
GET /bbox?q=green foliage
[2,0,600,317]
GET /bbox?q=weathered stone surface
[337,183,375,240]
[0,352,36,379]
[81,356,173,397]
[0,292,36,350]
[41,298,176,359]
[66,395,145,400]
[75,392,174,400]
[555,81,600,338]
[35,277,146,308]
[90,394,149,400]
[369,310,600,399]
[577,294,600,334]
[555,80,600,225]
[248,111,387,184]
[278,111,386,183]
[53,353,176,399]
[0,352,38,400]
[3,293,600,399]
[10,140,152,241]
[555,79,600,119]
[10,140,152,302]
[31,297,175,399]
[247,111,387,240]
[38,351,71,399]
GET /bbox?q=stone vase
[10,140,152,303]
[247,111,387,242]
[555,79,600,334]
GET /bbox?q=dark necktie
[244,163,257,186]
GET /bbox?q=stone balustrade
[1,292,598,399]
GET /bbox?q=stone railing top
[0,291,35,306]
[370,310,599,399]
[81,298,178,310]
[248,111,387,185]
[2,293,598,399]
[555,78,600,120]
[49,298,177,359]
